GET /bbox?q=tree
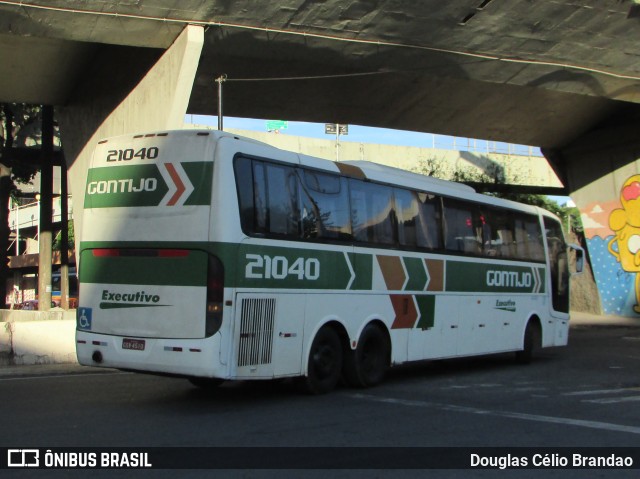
[0,104,47,308]
[413,159,583,237]
[53,221,74,251]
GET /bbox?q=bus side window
[476,210,492,255]
[396,189,443,250]
[235,157,257,235]
[394,188,419,247]
[442,198,479,254]
[253,162,268,234]
[300,170,352,240]
[486,208,513,258]
[417,192,443,250]
[264,163,299,237]
[350,180,395,245]
[525,217,545,261]
[513,215,544,261]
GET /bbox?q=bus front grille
[237,298,276,367]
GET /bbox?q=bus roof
[341,160,476,195]
[95,129,552,218]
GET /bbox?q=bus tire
[188,377,224,389]
[343,323,390,388]
[301,326,343,395]
[515,320,540,364]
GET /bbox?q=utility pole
[325,123,348,161]
[38,106,53,311]
[60,154,69,310]
[0,162,11,308]
[215,75,226,131]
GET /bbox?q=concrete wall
[0,310,76,365]
[198,126,563,188]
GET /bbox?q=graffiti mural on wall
[582,175,640,316]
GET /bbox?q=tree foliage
[1,104,44,186]
[53,221,75,251]
[1,104,51,307]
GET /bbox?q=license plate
[122,338,145,351]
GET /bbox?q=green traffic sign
[266,120,288,131]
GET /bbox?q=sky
[187,114,542,157]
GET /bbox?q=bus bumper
[75,330,227,379]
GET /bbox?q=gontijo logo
[87,178,157,195]
[485,267,543,293]
[445,262,545,294]
[486,270,532,288]
[84,162,212,208]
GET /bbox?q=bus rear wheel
[343,323,390,388]
[188,377,224,389]
[300,326,343,395]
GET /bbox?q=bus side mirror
[568,243,584,275]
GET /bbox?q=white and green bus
[76,129,583,393]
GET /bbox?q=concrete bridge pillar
[546,119,640,317]
[57,25,204,250]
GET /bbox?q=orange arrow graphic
[390,294,418,329]
[164,163,185,206]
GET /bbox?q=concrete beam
[57,24,204,251]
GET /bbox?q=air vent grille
[237,298,276,367]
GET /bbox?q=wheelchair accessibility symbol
[78,308,92,330]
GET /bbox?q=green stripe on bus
[79,249,208,286]
[348,253,373,290]
[415,295,436,330]
[183,162,213,206]
[79,240,546,295]
[403,257,428,291]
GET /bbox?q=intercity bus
[76,130,583,393]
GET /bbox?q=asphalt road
[2,322,640,478]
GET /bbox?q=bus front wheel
[301,326,343,395]
[515,320,541,364]
[343,323,390,388]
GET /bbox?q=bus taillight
[206,255,224,337]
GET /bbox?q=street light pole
[326,123,348,162]
[38,105,54,311]
[215,75,227,131]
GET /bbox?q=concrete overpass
[2,1,639,148]
[1,1,640,315]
